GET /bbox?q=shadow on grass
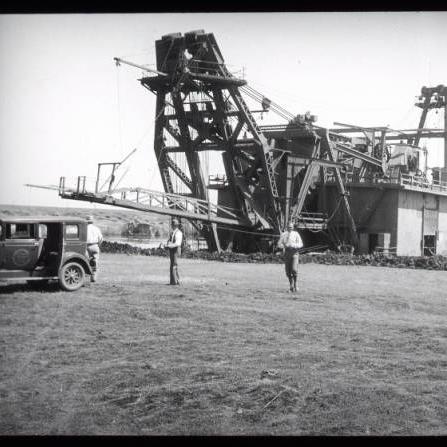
[0,282,62,295]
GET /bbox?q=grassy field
[0,254,446,435]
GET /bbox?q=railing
[59,176,98,194]
[188,61,245,79]
[58,176,249,227]
[373,246,397,255]
[400,174,447,192]
[208,175,229,189]
[325,171,447,194]
[294,212,328,230]
[116,187,241,221]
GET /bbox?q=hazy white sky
[1,12,446,208]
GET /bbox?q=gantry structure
[49,30,446,253]
[116,30,379,251]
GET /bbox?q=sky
[0,11,446,208]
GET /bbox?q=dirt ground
[0,254,446,435]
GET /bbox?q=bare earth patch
[0,254,446,435]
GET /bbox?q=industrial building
[324,181,447,256]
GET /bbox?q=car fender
[61,252,93,275]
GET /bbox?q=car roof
[0,216,87,224]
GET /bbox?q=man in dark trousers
[277,221,303,292]
[164,218,183,285]
[86,215,103,282]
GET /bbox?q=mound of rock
[101,241,447,270]
[299,253,447,270]
[101,241,166,257]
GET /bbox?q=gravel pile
[101,240,447,270]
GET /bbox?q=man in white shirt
[163,218,183,285]
[277,221,303,292]
[86,215,103,283]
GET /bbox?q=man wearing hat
[163,217,183,285]
[86,215,103,282]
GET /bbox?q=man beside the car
[86,215,103,282]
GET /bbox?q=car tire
[58,262,85,291]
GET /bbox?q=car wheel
[58,262,85,291]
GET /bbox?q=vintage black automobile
[0,217,93,291]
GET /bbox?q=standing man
[277,221,303,292]
[86,215,103,283]
[164,218,183,285]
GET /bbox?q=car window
[6,223,35,239]
[65,224,80,239]
[38,224,48,239]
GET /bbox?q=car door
[2,222,40,272]
[64,222,85,256]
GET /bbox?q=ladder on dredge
[58,176,250,228]
[56,176,328,238]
